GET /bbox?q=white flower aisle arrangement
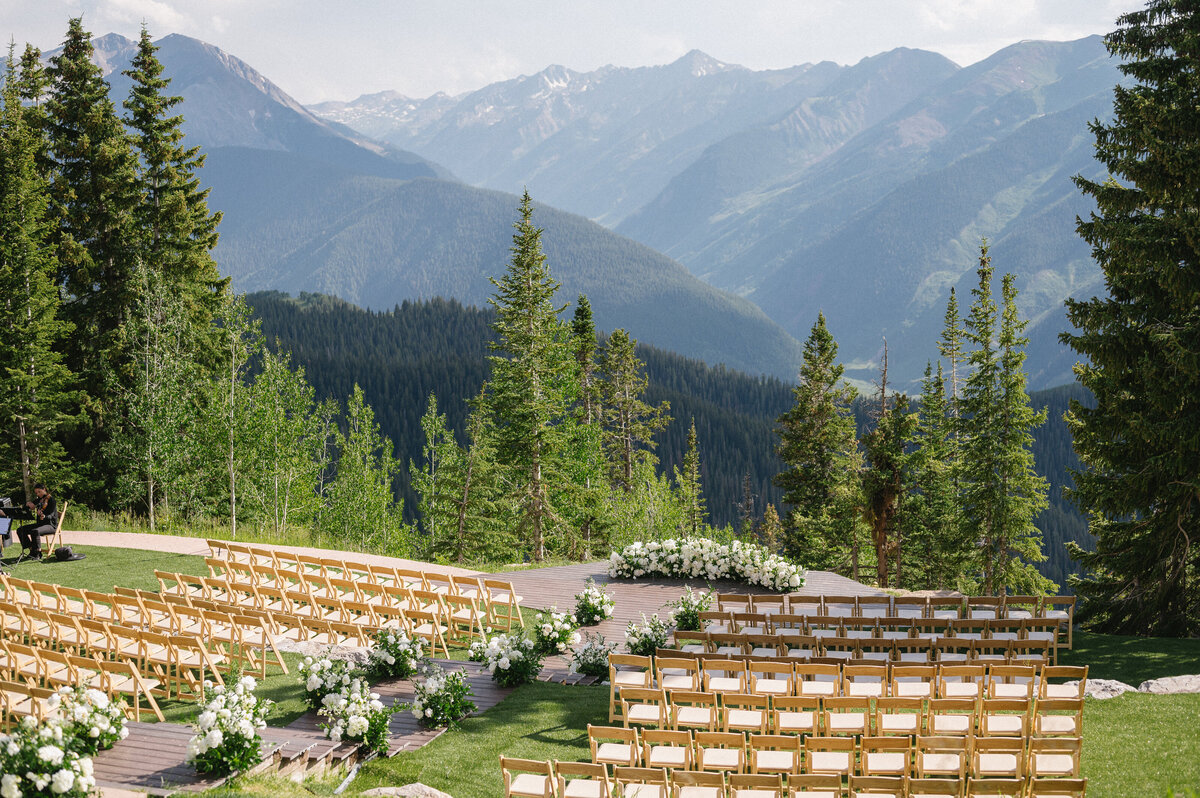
[52,687,129,757]
[405,663,477,729]
[532,606,582,656]
[297,652,357,710]
[368,628,425,679]
[608,537,805,591]
[469,633,543,688]
[186,676,272,778]
[667,585,713,631]
[317,675,396,754]
[0,716,97,798]
[574,578,616,625]
[568,631,617,679]
[625,613,671,656]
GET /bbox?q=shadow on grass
[1062,631,1200,685]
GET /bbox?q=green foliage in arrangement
[1062,0,1200,637]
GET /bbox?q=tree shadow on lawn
[1062,631,1200,685]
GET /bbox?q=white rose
[1,773,20,798]
[51,769,76,794]
[38,745,64,766]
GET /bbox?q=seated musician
[13,484,58,560]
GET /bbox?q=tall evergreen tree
[571,295,601,425]
[0,48,77,499]
[903,362,967,589]
[774,313,863,573]
[939,287,966,416]
[1061,0,1200,637]
[46,18,144,496]
[123,26,227,364]
[674,419,707,537]
[599,327,670,491]
[484,192,577,561]
[862,372,916,588]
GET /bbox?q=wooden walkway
[502,561,883,673]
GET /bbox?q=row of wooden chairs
[716,594,1073,622]
[586,726,1082,780]
[0,638,164,723]
[608,656,1086,722]
[206,540,526,631]
[0,600,223,700]
[670,633,1057,666]
[501,757,1088,797]
[0,577,289,676]
[156,572,458,655]
[697,614,1062,645]
[610,691,1082,739]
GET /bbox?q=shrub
[608,537,804,591]
[53,687,128,756]
[569,632,617,679]
[533,606,582,656]
[318,676,396,754]
[0,716,97,798]
[625,613,671,656]
[368,629,425,679]
[186,677,272,778]
[574,578,615,625]
[470,633,543,688]
[667,585,713,632]
[406,663,477,728]
[297,652,356,710]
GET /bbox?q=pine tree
[410,392,462,558]
[443,406,512,563]
[484,192,577,561]
[995,274,1051,593]
[572,295,601,425]
[760,503,784,553]
[959,244,1052,594]
[599,327,670,491]
[862,383,916,588]
[939,287,966,416]
[903,362,966,589]
[0,47,77,500]
[736,472,757,540]
[123,26,227,365]
[46,18,144,495]
[774,313,863,574]
[1061,1,1200,637]
[674,419,707,536]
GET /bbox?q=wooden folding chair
[1041,597,1076,649]
[1026,778,1087,798]
[1029,737,1082,779]
[620,687,669,729]
[971,737,1024,780]
[908,777,964,797]
[483,578,524,631]
[1039,666,1087,700]
[927,698,977,736]
[723,692,770,734]
[613,766,669,798]
[849,775,906,797]
[964,778,1024,798]
[823,695,870,736]
[702,657,748,695]
[786,773,843,797]
[671,690,719,732]
[97,657,165,722]
[589,723,641,766]
[445,593,487,643]
[694,730,746,774]
[796,662,841,698]
[1033,697,1083,738]
[670,769,725,798]
[40,501,67,557]
[772,694,820,736]
[408,605,451,657]
[748,733,801,776]
[859,737,911,777]
[554,760,615,798]
[916,735,968,780]
[730,773,783,798]
[500,756,554,798]
[875,696,924,736]
[610,654,654,722]
[803,736,855,776]
[657,656,702,692]
[938,665,985,699]
[642,728,693,770]
[843,664,888,698]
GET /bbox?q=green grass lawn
[1061,631,1200,686]
[2,543,207,593]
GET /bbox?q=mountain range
[314,38,1126,389]
[61,33,806,378]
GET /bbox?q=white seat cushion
[977,752,1018,775]
[943,683,980,698]
[700,748,741,769]
[647,745,688,767]
[895,682,932,698]
[808,751,850,772]
[622,785,665,798]
[1043,684,1079,699]
[732,791,777,798]
[677,787,722,798]
[510,772,550,795]
[708,676,742,692]
[614,671,648,687]
[827,712,867,733]
[727,708,766,728]
[563,780,605,798]
[627,705,661,724]
[800,681,837,696]
[1034,753,1076,775]
[931,715,971,734]
[865,751,907,774]
[676,706,715,726]
[753,678,789,695]
[595,742,634,763]
[985,715,1024,735]
[755,749,796,772]
[776,710,815,733]
[848,682,883,697]
[661,674,695,690]
[991,684,1031,699]
[879,713,919,733]
[1038,715,1078,734]
[921,752,963,773]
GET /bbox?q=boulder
[1074,678,1135,699]
[1138,674,1200,694]
[362,785,454,798]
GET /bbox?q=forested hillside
[249,291,1090,585]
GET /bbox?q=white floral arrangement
[625,613,671,657]
[532,606,582,656]
[52,686,129,756]
[0,716,96,798]
[368,629,424,679]
[574,577,616,625]
[186,676,272,778]
[298,652,356,710]
[405,663,476,728]
[608,537,805,591]
[318,676,396,754]
[568,631,617,679]
[667,585,713,631]
[469,632,543,688]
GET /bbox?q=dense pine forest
[247,290,1090,585]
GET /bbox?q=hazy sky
[4,0,1138,104]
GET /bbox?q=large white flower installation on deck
[608,537,805,591]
